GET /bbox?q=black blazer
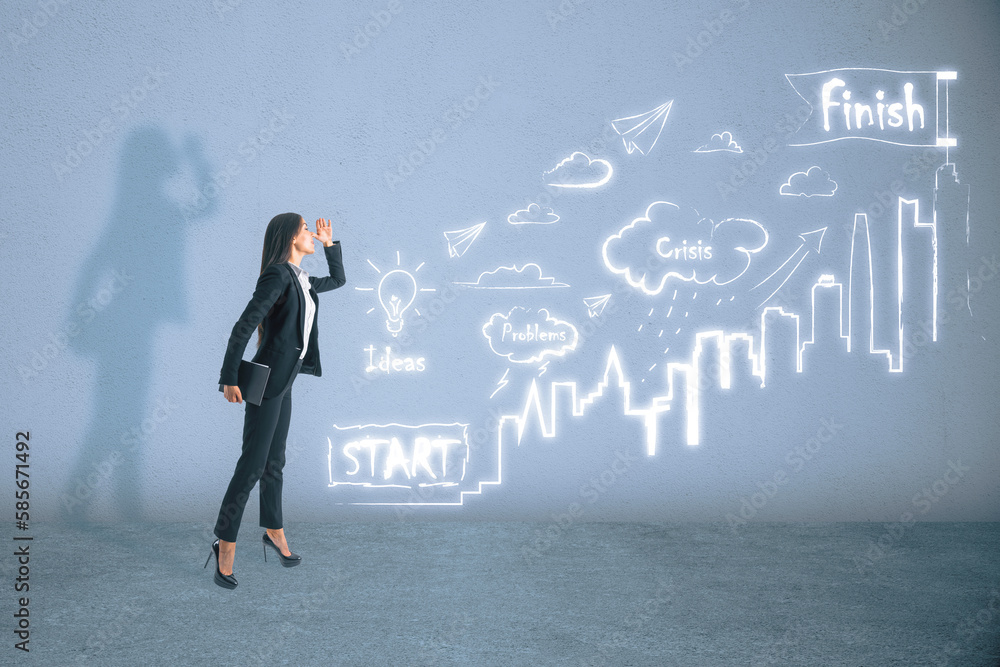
[220,242,346,399]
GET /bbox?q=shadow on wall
[61,125,215,522]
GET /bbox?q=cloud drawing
[780,166,838,197]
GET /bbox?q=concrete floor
[8,521,999,665]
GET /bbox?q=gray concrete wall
[1,0,997,522]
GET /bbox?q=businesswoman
[205,213,346,589]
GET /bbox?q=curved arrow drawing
[752,227,827,308]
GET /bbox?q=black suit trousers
[214,357,303,542]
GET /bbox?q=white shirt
[286,262,315,360]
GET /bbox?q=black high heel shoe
[204,539,238,589]
[262,532,302,567]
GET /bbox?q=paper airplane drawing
[583,294,611,318]
[443,221,486,258]
[611,100,673,155]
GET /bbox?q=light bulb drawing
[354,251,436,337]
[378,269,417,336]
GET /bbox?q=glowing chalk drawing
[508,203,559,225]
[355,252,436,336]
[848,212,898,371]
[898,198,935,351]
[759,307,801,376]
[497,336,767,454]
[329,423,467,484]
[443,221,486,258]
[331,194,946,503]
[752,227,828,308]
[543,151,613,188]
[768,198,938,374]
[499,346,671,455]
[328,422,502,506]
[505,269,922,453]
[583,294,611,318]
[453,263,569,289]
[845,196,938,373]
[364,345,426,374]
[932,163,969,318]
[798,275,849,367]
[490,368,510,399]
[331,68,958,507]
[779,166,838,197]
[611,100,673,155]
[489,71,958,468]
[751,199,936,376]
[503,195,945,449]
[482,307,579,364]
[378,271,416,336]
[602,201,768,294]
[912,196,938,341]
[785,69,957,147]
[497,266,939,457]
[695,131,743,153]
[822,79,923,132]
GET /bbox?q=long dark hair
[256,212,303,347]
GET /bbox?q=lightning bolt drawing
[489,368,510,400]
